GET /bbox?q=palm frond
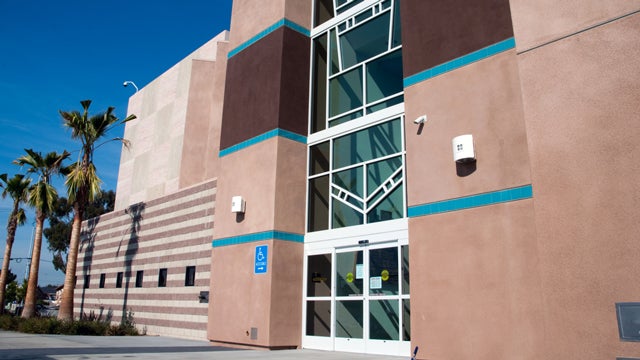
[16,208,27,226]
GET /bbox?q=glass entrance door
[304,241,410,355]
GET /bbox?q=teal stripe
[228,18,310,59]
[212,230,304,247]
[408,185,532,217]
[219,128,307,157]
[403,37,516,88]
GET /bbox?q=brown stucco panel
[220,27,309,151]
[409,200,544,359]
[179,59,218,188]
[208,240,302,348]
[509,0,639,52]
[404,50,531,206]
[518,13,640,359]
[208,242,273,346]
[401,0,514,77]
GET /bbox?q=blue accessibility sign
[254,245,268,274]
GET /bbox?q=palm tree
[0,174,30,314]
[15,149,70,318]
[57,100,135,321]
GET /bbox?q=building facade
[76,1,640,358]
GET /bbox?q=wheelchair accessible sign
[254,245,268,274]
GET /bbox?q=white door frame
[302,220,410,355]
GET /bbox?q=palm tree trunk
[0,217,17,315]
[0,201,20,315]
[22,212,45,318]
[57,203,82,321]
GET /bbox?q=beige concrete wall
[404,50,531,207]
[516,10,640,359]
[509,0,638,52]
[115,31,229,210]
[76,180,216,340]
[409,200,544,359]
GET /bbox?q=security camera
[413,115,427,124]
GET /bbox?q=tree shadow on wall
[78,216,100,316]
[117,202,144,325]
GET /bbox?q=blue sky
[0,0,233,286]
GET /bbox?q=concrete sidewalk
[0,331,407,360]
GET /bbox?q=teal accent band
[219,128,307,157]
[403,37,516,88]
[228,18,310,59]
[408,185,532,217]
[212,230,304,248]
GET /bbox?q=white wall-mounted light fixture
[231,196,246,213]
[452,134,476,163]
[413,115,427,124]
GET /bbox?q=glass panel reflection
[369,247,398,295]
[329,67,363,118]
[336,251,363,296]
[402,245,410,295]
[306,300,331,336]
[307,254,332,297]
[402,299,411,341]
[336,300,363,338]
[369,299,399,340]
[308,176,329,232]
[339,12,390,69]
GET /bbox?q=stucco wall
[76,179,216,340]
[115,31,229,210]
[515,5,640,358]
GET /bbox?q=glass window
[336,251,363,296]
[368,184,403,223]
[307,254,332,297]
[336,300,363,338]
[391,0,402,47]
[314,0,334,26]
[310,142,330,175]
[99,274,106,289]
[306,300,332,336]
[308,175,329,232]
[158,268,167,287]
[311,34,328,133]
[336,0,365,15]
[367,156,402,196]
[329,67,363,118]
[369,247,398,295]
[83,275,90,289]
[185,266,196,287]
[135,270,144,288]
[116,272,123,288]
[402,299,411,341]
[311,0,404,131]
[333,119,402,169]
[366,49,403,104]
[369,299,399,340]
[308,0,405,232]
[339,12,390,69]
[402,245,409,295]
[333,198,363,228]
[333,167,364,199]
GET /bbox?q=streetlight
[123,81,139,93]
